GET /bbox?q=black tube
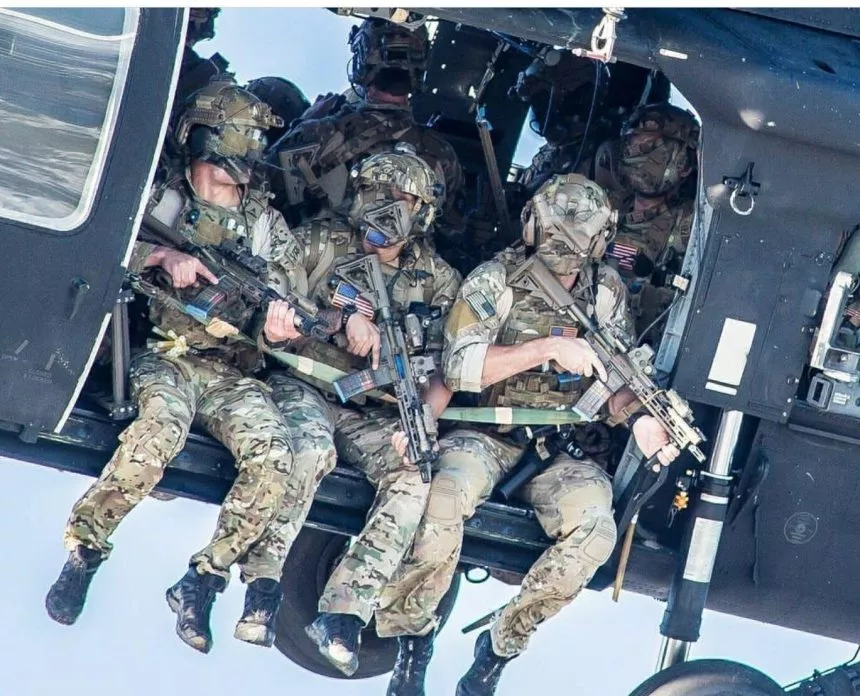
[659,472,732,641]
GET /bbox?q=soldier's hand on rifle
[391,431,411,465]
[147,247,220,289]
[345,313,381,370]
[632,416,681,467]
[264,299,302,343]
[550,337,608,382]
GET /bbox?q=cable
[636,291,680,347]
[571,58,602,173]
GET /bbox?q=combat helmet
[174,78,284,184]
[245,76,310,142]
[348,17,429,96]
[522,173,616,276]
[348,143,443,247]
[186,8,220,47]
[618,102,700,196]
[513,50,609,145]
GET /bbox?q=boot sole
[45,589,81,626]
[305,622,359,677]
[165,587,212,654]
[234,620,274,648]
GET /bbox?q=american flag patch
[846,305,860,321]
[550,325,578,338]
[465,290,495,321]
[331,282,374,318]
[606,241,639,271]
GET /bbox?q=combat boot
[455,631,516,696]
[305,611,365,676]
[45,545,104,625]
[165,566,226,654]
[233,578,283,647]
[386,632,435,696]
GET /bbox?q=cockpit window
[0,8,138,232]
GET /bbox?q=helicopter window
[0,8,138,233]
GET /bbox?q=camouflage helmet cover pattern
[522,173,616,275]
[348,143,442,246]
[175,78,284,183]
[618,102,699,196]
[348,18,429,93]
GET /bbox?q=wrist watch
[625,410,648,429]
[340,304,358,330]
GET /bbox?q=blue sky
[8,8,855,696]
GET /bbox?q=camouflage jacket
[274,99,464,230]
[129,174,289,368]
[269,214,462,379]
[443,245,633,411]
[604,194,694,280]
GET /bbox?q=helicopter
[1,7,859,694]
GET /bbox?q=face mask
[355,198,415,246]
[619,138,687,196]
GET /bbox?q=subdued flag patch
[606,241,639,271]
[331,282,374,318]
[465,290,495,321]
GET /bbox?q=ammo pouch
[489,370,585,409]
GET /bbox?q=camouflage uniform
[272,99,464,232]
[262,213,462,624]
[595,104,699,338]
[376,244,629,657]
[64,176,298,584]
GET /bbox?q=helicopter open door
[0,8,185,438]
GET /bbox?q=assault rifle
[508,255,707,464]
[137,213,338,341]
[330,255,439,482]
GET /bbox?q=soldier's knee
[425,470,470,525]
[240,430,294,474]
[576,515,617,568]
[554,476,614,535]
[121,413,190,463]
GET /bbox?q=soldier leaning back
[44,80,320,655]
[271,17,464,235]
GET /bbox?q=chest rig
[147,181,272,355]
[484,254,596,410]
[298,244,439,394]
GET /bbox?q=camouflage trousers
[375,428,617,657]
[64,352,295,582]
[319,407,431,624]
[254,378,431,625]
[245,373,338,584]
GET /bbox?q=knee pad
[578,515,617,567]
[121,417,189,463]
[425,471,467,525]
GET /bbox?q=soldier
[44,81,314,655]
[175,8,230,114]
[596,102,699,340]
[374,174,682,696]
[514,51,609,195]
[259,147,462,676]
[246,76,311,143]
[270,17,464,233]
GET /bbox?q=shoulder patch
[465,290,496,321]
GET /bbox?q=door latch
[723,162,761,216]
